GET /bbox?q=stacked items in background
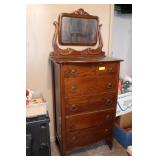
[26,89,51,156]
[118,75,132,94]
[115,76,132,154]
[26,89,47,118]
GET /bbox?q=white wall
[26,4,114,140]
[112,13,132,78]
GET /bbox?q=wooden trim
[52,21,104,57]
[58,8,99,46]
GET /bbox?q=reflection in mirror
[60,16,98,46]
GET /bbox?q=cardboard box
[114,124,132,148]
[116,112,132,128]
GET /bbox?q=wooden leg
[60,149,66,156]
[59,145,67,156]
[106,139,113,150]
[108,142,113,150]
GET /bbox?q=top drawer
[62,62,119,78]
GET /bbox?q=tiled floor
[51,139,128,156]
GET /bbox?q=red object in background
[118,80,122,94]
[26,89,29,105]
[26,89,29,97]
[26,99,29,105]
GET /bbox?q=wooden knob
[70,69,76,75]
[106,114,111,120]
[106,82,112,89]
[71,136,76,141]
[71,85,76,92]
[70,104,78,112]
[104,129,110,135]
[105,99,112,106]
[108,67,114,73]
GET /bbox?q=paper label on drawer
[98,66,105,70]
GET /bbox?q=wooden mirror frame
[58,9,99,46]
[51,8,105,57]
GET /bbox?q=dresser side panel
[54,63,62,141]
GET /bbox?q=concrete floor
[51,139,128,156]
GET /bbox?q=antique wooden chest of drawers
[50,57,122,155]
[49,8,123,155]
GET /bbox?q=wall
[26,4,114,140]
[112,13,132,78]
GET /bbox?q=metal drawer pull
[105,99,112,106]
[70,104,78,112]
[106,83,112,89]
[108,67,114,73]
[71,85,76,92]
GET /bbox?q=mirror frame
[58,9,99,46]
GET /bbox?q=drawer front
[65,93,117,115]
[65,109,115,131]
[66,124,113,148]
[63,62,119,78]
[64,76,118,97]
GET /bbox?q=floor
[51,139,128,156]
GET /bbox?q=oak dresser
[49,8,123,155]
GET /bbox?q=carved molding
[51,9,104,57]
[52,21,104,56]
[71,8,90,16]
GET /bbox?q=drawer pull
[106,82,112,89]
[105,99,112,106]
[71,85,76,92]
[106,114,111,120]
[71,136,76,141]
[104,128,110,135]
[108,67,114,73]
[70,69,76,75]
[70,104,78,112]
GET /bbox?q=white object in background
[116,92,132,117]
[26,103,47,118]
[127,146,132,156]
[26,92,47,118]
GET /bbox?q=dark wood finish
[65,93,117,115]
[62,62,119,78]
[49,9,123,155]
[64,75,117,97]
[66,109,115,131]
[49,54,122,63]
[50,59,122,155]
[66,124,112,149]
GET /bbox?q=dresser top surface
[49,54,123,64]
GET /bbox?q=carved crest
[71,8,90,16]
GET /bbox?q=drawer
[66,124,112,148]
[65,93,117,115]
[64,76,118,97]
[65,109,115,131]
[63,62,119,78]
